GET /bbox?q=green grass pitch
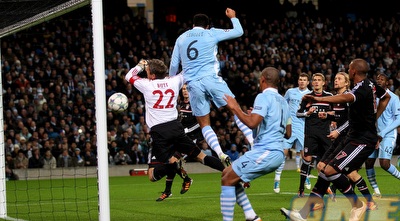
[3,168,399,220]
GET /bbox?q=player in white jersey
[221,67,291,221]
[169,8,254,167]
[274,73,310,193]
[365,73,400,197]
[124,59,225,198]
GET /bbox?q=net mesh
[0,0,97,220]
[0,0,90,38]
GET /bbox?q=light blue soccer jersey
[231,88,289,182]
[370,90,400,159]
[283,87,310,150]
[377,90,400,139]
[251,88,290,151]
[284,87,310,133]
[169,18,243,81]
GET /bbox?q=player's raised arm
[125,59,147,83]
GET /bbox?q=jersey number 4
[153,89,175,109]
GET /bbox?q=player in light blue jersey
[365,73,400,197]
[274,73,310,193]
[221,67,291,221]
[169,8,254,167]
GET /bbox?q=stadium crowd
[2,2,400,174]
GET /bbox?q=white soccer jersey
[125,65,184,129]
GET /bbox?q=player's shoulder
[322,90,333,96]
[286,87,295,92]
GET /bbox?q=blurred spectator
[240,145,249,156]
[14,149,29,169]
[83,149,97,166]
[43,149,57,169]
[225,144,239,162]
[117,130,133,154]
[11,144,20,158]
[130,140,144,164]
[5,153,18,180]
[200,142,213,156]
[72,148,85,167]
[113,149,132,165]
[5,153,15,170]
[57,149,73,167]
[108,140,120,158]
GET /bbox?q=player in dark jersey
[281,58,390,221]
[290,72,377,213]
[296,73,333,197]
[314,72,376,211]
[179,84,205,146]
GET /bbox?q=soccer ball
[108,92,128,113]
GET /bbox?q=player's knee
[323,165,337,176]
[379,159,390,170]
[317,162,326,171]
[221,170,236,186]
[151,164,168,181]
[365,158,375,168]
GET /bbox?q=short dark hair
[147,59,168,79]
[377,72,389,80]
[193,14,209,28]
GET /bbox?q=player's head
[193,14,209,29]
[311,73,325,92]
[298,73,310,89]
[182,83,189,99]
[146,59,168,79]
[260,67,279,90]
[348,58,369,80]
[376,72,389,89]
[334,72,350,90]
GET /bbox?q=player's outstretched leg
[202,125,231,167]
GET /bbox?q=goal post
[91,0,111,220]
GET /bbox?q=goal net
[0,0,109,220]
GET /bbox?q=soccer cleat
[308,174,318,178]
[246,215,261,221]
[305,177,311,190]
[326,186,336,202]
[280,208,307,221]
[296,168,301,173]
[349,201,367,221]
[180,179,193,194]
[372,192,382,199]
[367,201,378,211]
[329,185,337,202]
[273,180,280,193]
[297,190,305,198]
[311,203,324,211]
[220,153,231,168]
[156,192,172,201]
